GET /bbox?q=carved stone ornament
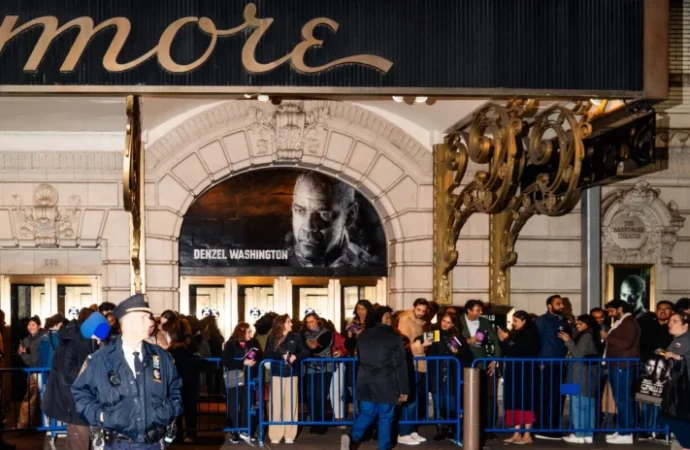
[602,180,685,265]
[11,184,81,247]
[248,100,330,161]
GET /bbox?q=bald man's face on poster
[291,174,355,263]
[612,266,652,318]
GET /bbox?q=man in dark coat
[43,312,111,450]
[341,306,409,450]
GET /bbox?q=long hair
[269,314,290,348]
[231,322,251,342]
[353,300,375,329]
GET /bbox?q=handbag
[224,370,245,388]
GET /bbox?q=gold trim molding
[123,95,146,295]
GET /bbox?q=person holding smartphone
[222,322,263,444]
[264,315,309,444]
[427,313,473,441]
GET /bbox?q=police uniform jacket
[71,337,183,443]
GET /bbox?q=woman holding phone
[497,311,541,445]
[222,322,263,444]
[264,314,309,444]
[427,313,473,441]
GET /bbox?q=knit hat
[80,312,111,341]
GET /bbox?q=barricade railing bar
[257,356,463,446]
[471,357,670,438]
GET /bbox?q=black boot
[433,425,446,441]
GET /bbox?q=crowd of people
[3,293,690,450]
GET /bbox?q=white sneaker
[411,432,426,442]
[285,439,294,444]
[271,440,281,444]
[607,434,633,445]
[605,432,619,440]
[398,435,421,446]
[562,435,592,444]
[563,435,585,444]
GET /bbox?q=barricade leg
[463,368,481,450]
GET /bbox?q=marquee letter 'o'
[157,17,218,73]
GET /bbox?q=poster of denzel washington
[179,169,387,277]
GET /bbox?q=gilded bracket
[493,102,597,303]
[123,95,146,295]
[433,100,535,304]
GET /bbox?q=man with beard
[534,295,570,441]
[619,275,648,319]
[287,172,378,268]
[602,300,641,445]
[396,298,433,445]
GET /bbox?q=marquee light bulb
[257,94,270,102]
[392,96,404,103]
[415,96,428,103]
[244,94,253,99]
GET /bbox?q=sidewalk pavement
[7,429,671,450]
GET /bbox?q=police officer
[72,294,183,449]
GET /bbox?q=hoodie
[42,321,101,425]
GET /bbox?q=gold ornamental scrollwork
[123,95,146,295]
[434,101,533,304]
[494,103,593,302]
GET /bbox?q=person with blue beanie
[43,309,111,450]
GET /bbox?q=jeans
[351,401,395,450]
[569,396,595,438]
[609,366,635,434]
[641,403,659,432]
[399,399,418,436]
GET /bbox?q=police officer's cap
[113,294,151,320]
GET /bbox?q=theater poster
[606,264,655,319]
[179,169,387,277]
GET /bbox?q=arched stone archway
[142,100,434,313]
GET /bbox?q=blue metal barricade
[256,356,463,446]
[472,357,670,439]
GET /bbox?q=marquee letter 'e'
[291,18,393,74]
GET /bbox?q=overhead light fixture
[414,96,428,103]
[392,96,404,103]
[244,94,253,99]
[590,99,602,105]
[257,94,270,102]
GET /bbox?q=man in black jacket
[341,306,409,450]
[43,311,111,450]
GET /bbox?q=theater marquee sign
[0,0,667,97]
